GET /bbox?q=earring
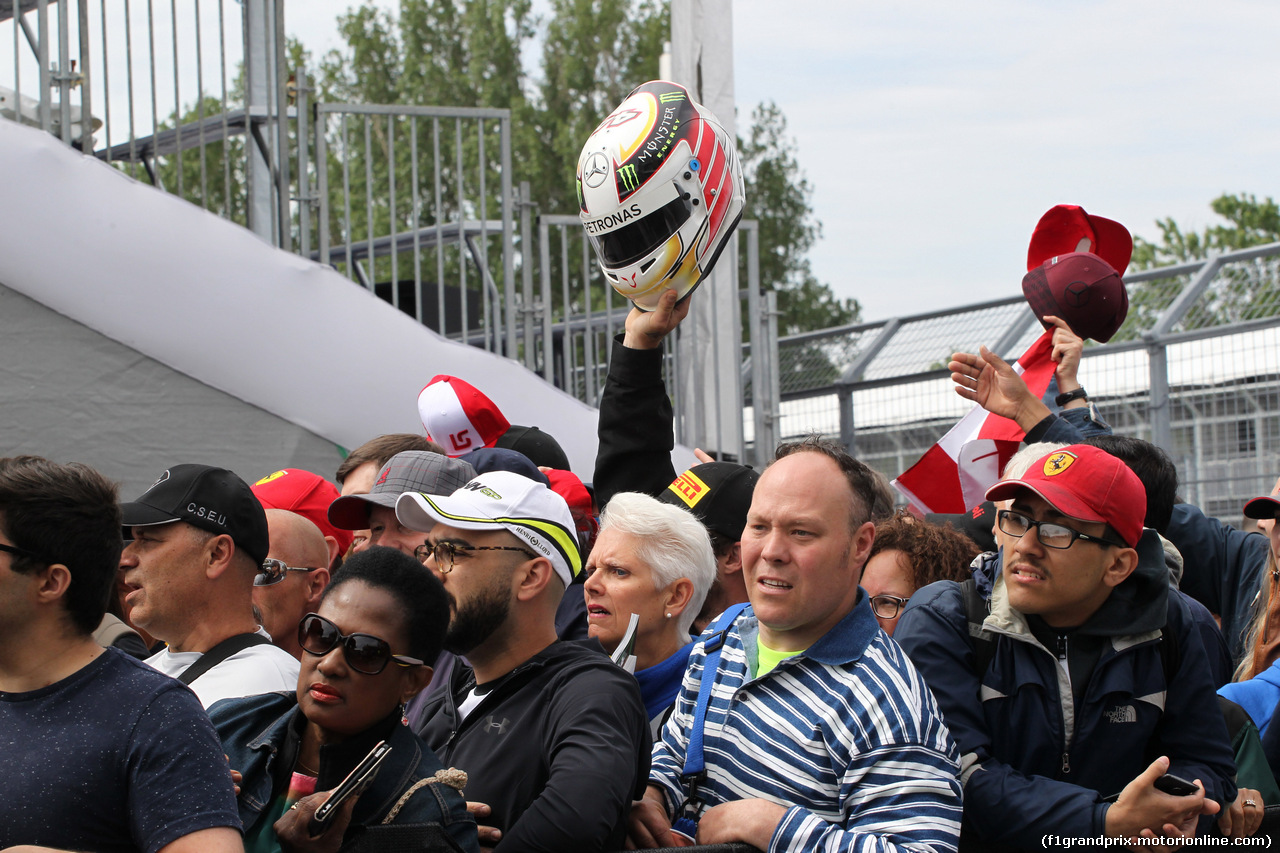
[665,612,672,619]
[400,702,409,726]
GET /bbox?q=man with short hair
[328,450,475,557]
[119,464,299,708]
[629,437,963,851]
[0,456,242,853]
[254,509,331,659]
[334,433,441,554]
[897,444,1237,848]
[401,471,651,852]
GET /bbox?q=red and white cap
[417,375,510,458]
[985,444,1147,548]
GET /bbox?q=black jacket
[415,640,650,853]
[593,335,678,509]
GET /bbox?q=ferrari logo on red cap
[254,470,287,486]
[1043,452,1078,476]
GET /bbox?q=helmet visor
[592,195,692,268]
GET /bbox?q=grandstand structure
[4,0,1278,518]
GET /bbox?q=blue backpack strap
[676,601,750,819]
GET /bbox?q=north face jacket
[896,531,1237,850]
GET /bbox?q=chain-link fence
[768,243,1280,521]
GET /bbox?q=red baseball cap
[1027,204,1133,274]
[1022,252,1128,343]
[251,468,353,556]
[417,375,510,458]
[544,468,599,554]
[985,445,1146,547]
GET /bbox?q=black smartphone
[1153,772,1199,797]
[307,741,392,836]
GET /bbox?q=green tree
[1132,193,1280,267]
[737,102,859,336]
[1120,193,1280,337]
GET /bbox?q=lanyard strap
[678,602,750,808]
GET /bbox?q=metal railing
[312,103,515,356]
[2,0,295,243]
[769,243,1280,519]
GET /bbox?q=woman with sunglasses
[582,492,716,736]
[209,547,479,853]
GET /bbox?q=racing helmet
[576,80,745,310]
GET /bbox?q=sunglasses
[255,557,324,587]
[297,613,423,675]
[0,542,46,563]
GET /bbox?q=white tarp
[0,118,611,477]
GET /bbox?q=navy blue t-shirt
[0,647,241,852]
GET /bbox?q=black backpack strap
[178,632,271,686]
[961,578,998,680]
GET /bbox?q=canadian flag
[892,330,1057,514]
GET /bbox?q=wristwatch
[1055,387,1088,407]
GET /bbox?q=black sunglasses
[255,558,324,587]
[297,613,423,675]
[0,542,48,564]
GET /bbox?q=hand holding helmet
[576,80,745,310]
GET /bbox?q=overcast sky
[292,0,1279,322]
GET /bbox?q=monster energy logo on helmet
[617,164,639,191]
[659,91,685,103]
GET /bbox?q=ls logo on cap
[1043,451,1078,476]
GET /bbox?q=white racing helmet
[576,80,745,310]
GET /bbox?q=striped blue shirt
[650,594,962,853]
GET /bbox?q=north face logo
[1104,704,1136,723]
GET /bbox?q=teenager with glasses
[209,547,480,853]
[897,444,1238,848]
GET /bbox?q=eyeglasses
[869,594,910,620]
[997,509,1127,550]
[0,542,46,563]
[414,540,536,574]
[297,613,423,675]
[255,558,324,587]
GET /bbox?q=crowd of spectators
[5,279,1279,853]
[3,96,1277,850]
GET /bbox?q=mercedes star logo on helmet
[584,152,610,189]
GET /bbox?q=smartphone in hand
[307,741,392,836]
[1153,773,1199,797]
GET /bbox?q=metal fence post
[1148,339,1171,453]
[296,67,311,258]
[501,116,515,359]
[838,385,855,456]
[243,0,273,245]
[519,180,535,369]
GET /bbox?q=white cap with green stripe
[396,471,582,587]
